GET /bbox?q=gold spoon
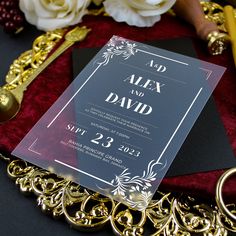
[0,26,91,123]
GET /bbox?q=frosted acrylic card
[12,36,226,210]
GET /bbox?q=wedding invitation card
[72,43,236,177]
[12,36,225,210]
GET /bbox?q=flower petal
[104,0,161,27]
[33,1,57,18]
[145,0,164,5]
[19,0,89,31]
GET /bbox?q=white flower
[103,0,176,27]
[19,0,91,31]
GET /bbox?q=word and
[104,73,165,116]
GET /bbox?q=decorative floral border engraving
[99,36,137,66]
[109,159,164,211]
[95,36,165,210]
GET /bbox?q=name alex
[105,60,166,115]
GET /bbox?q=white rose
[103,0,176,27]
[19,0,91,31]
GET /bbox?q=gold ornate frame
[1,156,236,235]
[1,2,236,235]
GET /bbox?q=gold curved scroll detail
[63,191,115,231]
[111,202,146,235]
[3,29,65,91]
[4,158,236,235]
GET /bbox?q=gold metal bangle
[216,168,236,223]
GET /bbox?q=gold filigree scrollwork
[172,195,227,235]
[7,159,38,193]
[5,157,236,235]
[64,192,114,231]
[147,193,178,235]
[146,193,227,236]
[3,29,65,91]
[217,204,236,233]
[32,171,69,217]
[111,202,146,235]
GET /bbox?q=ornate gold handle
[0,26,91,123]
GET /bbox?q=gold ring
[216,167,236,222]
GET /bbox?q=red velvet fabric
[1,14,236,201]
